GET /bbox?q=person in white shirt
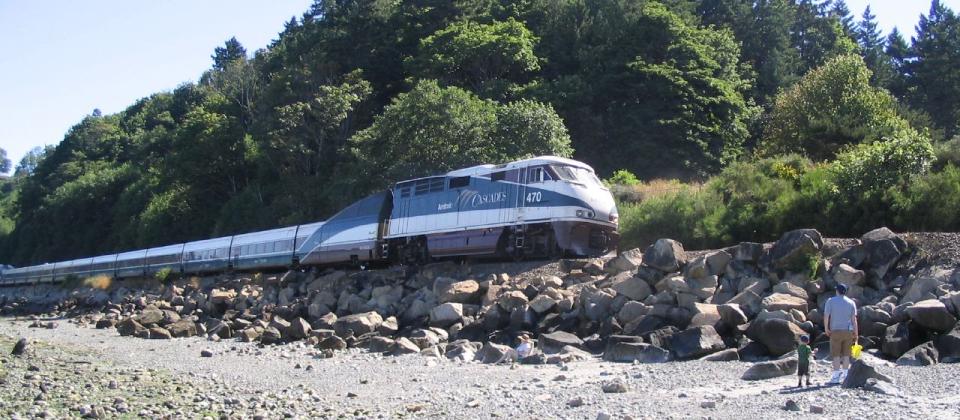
[823,283,858,383]
[516,334,534,359]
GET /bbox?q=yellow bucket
[851,343,863,359]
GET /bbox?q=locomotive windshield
[551,165,605,188]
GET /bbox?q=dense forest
[2,0,960,266]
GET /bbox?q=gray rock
[116,318,145,337]
[670,326,725,359]
[761,293,807,313]
[475,342,515,364]
[287,317,312,340]
[611,275,652,301]
[367,336,395,353]
[200,349,213,357]
[11,338,27,356]
[528,295,557,314]
[865,239,901,282]
[497,291,529,312]
[700,348,739,361]
[437,280,480,304]
[834,264,866,287]
[260,327,282,345]
[783,399,801,412]
[906,299,957,332]
[601,379,628,393]
[718,303,748,327]
[603,342,671,363]
[896,341,939,366]
[772,282,809,300]
[540,331,585,354]
[882,322,913,359]
[934,326,960,362]
[318,336,347,351]
[136,308,164,325]
[769,229,823,270]
[742,358,798,380]
[842,359,893,388]
[901,267,953,304]
[617,301,648,325]
[643,239,687,272]
[429,303,464,327]
[727,290,763,318]
[147,327,172,339]
[166,319,198,338]
[746,318,805,356]
[334,311,383,337]
[605,248,643,273]
[445,340,480,362]
[688,303,721,328]
[391,337,421,356]
[736,242,764,262]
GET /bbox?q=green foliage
[606,169,641,187]
[830,133,935,197]
[350,80,572,188]
[409,18,540,98]
[888,164,960,231]
[155,267,174,283]
[0,147,10,174]
[907,1,960,138]
[763,54,912,160]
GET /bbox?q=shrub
[155,267,174,283]
[617,186,723,250]
[606,169,640,187]
[889,164,960,231]
[83,274,112,290]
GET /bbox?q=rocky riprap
[3,227,960,381]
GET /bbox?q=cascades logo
[460,190,507,208]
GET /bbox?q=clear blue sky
[0,1,313,172]
[0,0,957,172]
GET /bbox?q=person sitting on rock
[516,334,535,360]
[823,283,858,384]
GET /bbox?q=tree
[763,54,914,160]
[856,6,894,87]
[14,146,50,177]
[831,0,856,36]
[885,27,910,98]
[212,37,247,71]
[408,18,541,99]
[0,147,10,174]
[350,80,572,188]
[906,0,960,137]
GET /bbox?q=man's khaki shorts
[830,330,855,358]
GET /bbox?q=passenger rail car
[0,156,618,286]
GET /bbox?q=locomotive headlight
[576,210,584,217]
[609,213,619,224]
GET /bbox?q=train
[0,156,619,286]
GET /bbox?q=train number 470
[526,191,542,203]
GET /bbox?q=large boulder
[701,348,740,361]
[391,337,422,356]
[718,303,748,327]
[772,282,808,300]
[287,317,312,340]
[445,340,481,362]
[896,341,939,366]
[603,342,671,363]
[136,308,164,326]
[429,303,464,327]
[864,238,902,282]
[497,291,529,312]
[670,326,725,360]
[528,295,557,314]
[762,293,807,313]
[116,318,146,337]
[617,301,649,325]
[741,358,798,380]
[540,331,585,354]
[935,327,960,362]
[842,359,893,388]
[882,322,914,359]
[727,290,763,318]
[769,229,823,271]
[833,264,866,287]
[475,342,515,364]
[689,303,721,328]
[606,248,643,274]
[611,275,652,301]
[746,318,805,356]
[901,267,953,304]
[437,280,480,304]
[906,299,957,332]
[643,239,687,272]
[147,327,172,339]
[166,319,198,338]
[333,311,384,337]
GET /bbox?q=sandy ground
[2,317,959,419]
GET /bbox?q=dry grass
[83,274,113,290]
[612,179,702,203]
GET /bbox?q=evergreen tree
[0,148,9,174]
[885,27,910,98]
[907,0,960,137]
[212,37,247,71]
[857,5,894,87]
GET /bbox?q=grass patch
[83,274,113,290]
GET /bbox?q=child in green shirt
[797,334,812,387]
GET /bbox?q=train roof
[405,156,596,182]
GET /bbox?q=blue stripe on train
[391,179,591,220]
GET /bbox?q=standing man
[823,283,858,384]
